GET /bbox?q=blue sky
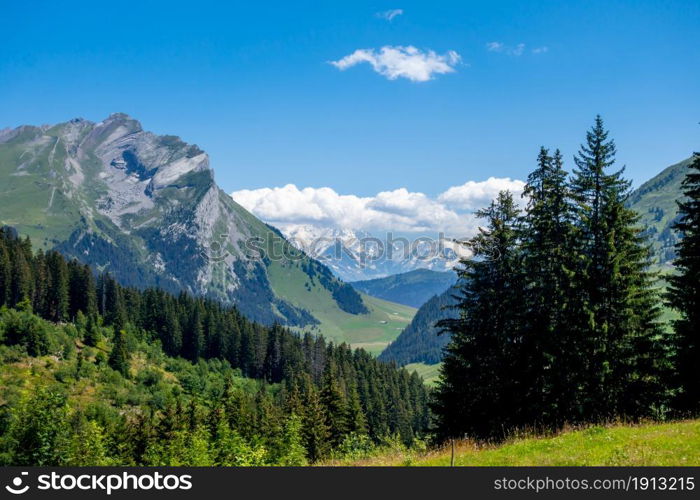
[1,0,698,199]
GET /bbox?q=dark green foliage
[667,153,700,414]
[83,314,101,347]
[433,118,671,441]
[569,116,667,421]
[378,289,457,365]
[432,192,525,441]
[519,147,579,426]
[0,228,429,464]
[2,388,69,466]
[108,329,130,377]
[301,378,331,462]
[0,307,53,356]
[321,362,349,447]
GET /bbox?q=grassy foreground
[329,421,700,466]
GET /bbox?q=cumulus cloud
[330,45,461,82]
[376,9,403,21]
[231,177,525,238]
[438,177,526,210]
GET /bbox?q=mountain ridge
[351,269,457,308]
[0,113,368,330]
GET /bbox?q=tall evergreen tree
[320,361,348,447]
[101,275,127,333]
[345,382,368,435]
[83,314,101,347]
[520,147,579,426]
[432,191,525,440]
[183,300,204,360]
[301,378,330,462]
[0,237,11,307]
[667,152,700,414]
[109,329,130,377]
[570,115,667,420]
[45,251,69,323]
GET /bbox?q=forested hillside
[0,226,429,465]
[378,290,457,365]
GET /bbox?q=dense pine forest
[433,118,700,441]
[0,227,429,465]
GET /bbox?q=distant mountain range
[276,224,462,282]
[379,157,693,367]
[0,114,415,347]
[351,269,457,308]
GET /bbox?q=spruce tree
[432,191,525,440]
[0,237,11,307]
[83,314,101,347]
[183,301,204,360]
[45,251,69,322]
[520,147,579,426]
[109,329,130,377]
[301,378,330,462]
[570,116,667,420]
[667,152,700,414]
[345,382,368,435]
[320,362,348,446]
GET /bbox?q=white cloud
[486,41,527,56]
[376,9,403,21]
[231,177,525,238]
[330,45,461,82]
[438,177,526,210]
[532,46,549,54]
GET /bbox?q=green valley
[267,259,415,355]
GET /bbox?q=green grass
[267,260,416,355]
[337,421,700,466]
[404,362,442,386]
[0,135,82,248]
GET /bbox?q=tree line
[0,226,429,463]
[434,117,700,441]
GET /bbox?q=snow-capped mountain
[277,223,465,282]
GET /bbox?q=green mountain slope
[378,288,457,365]
[350,269,456,308]
[0,114,374,336]
[628,156,693,271]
